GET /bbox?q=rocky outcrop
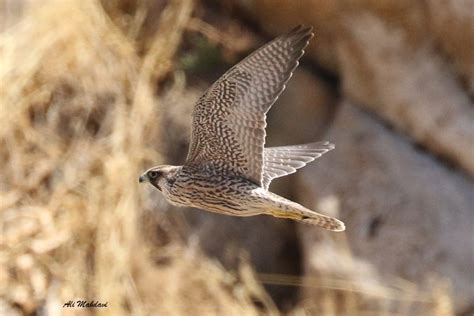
[337,13,474,178]
[295,102,474,313]
[232,0,474,177]
[427,0,474,93]
[157,5,474,311]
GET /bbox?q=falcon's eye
[148,171,159,179]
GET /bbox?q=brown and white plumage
[262,141,335,190]
[140,26,345,232]
[186,26,313,186]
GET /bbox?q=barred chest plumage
[165,166,265,215]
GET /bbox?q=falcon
[139,26,345,231]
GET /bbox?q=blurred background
[0,0,473,315]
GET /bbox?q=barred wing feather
[185,26,314,187]
[262,141,334,189]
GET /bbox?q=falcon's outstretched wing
[262,141,334,190]
[185,26,313,186]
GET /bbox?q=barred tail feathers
[299,210,345,232]
[260,191,345,232]
[265,204,345,232]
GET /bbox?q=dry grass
[0,1,455,315]
[0,1,272,315]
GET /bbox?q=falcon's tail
[264,194,345,232]
[298,210,346,232]
[268,207,345,232]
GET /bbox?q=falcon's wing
[185,26,313,186]
[262,142,334,190]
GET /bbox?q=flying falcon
[139,26,345,231]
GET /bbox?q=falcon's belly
[167,172,266,216]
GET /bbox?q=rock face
[427,0,474,93]
[337,13,474,178]
[295,103,474,313]
[232,0,474,177]
[265,68,337,147]
[156,7,474,311]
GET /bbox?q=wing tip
[300,141,335,151]
[286,25,314,52]
[288,25,314,38]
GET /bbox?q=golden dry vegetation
[0,1,458,315]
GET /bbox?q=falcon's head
[139,165,180,192]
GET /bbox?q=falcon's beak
[139,173,147,183]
